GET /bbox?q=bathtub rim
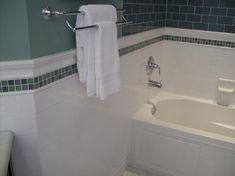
[131,92,235,151]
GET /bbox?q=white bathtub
[130,92,235,176]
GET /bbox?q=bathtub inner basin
[153,98,235,138]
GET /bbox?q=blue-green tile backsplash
[123,0,235,35]
[122,0,166,36]
[166,0,235,32]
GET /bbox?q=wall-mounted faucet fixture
[146,56,160,75]
[146,56,162,88]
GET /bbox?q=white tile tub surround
[0,27,234,176]
[34,42,163,176]
[161,41,235,104]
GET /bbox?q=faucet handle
[146,56,159,75]
[158,66,161,75]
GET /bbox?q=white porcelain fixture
[131,92,235,176]
[217,78,235,106]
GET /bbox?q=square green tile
[15,86,22,91]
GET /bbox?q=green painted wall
[0,0,31,61]
[0,0,121,61]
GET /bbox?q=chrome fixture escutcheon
[146,56,160,75]
[42,6,52,20]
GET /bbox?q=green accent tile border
[119,34,235,56]
[1,34,234,94]
[164,35,235,48]
[0,64,77,93]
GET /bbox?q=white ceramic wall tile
[1,28,234,176]
[119,28,164,49]
[0,116,37,135]
[0,92,40,176]
[36,83,130,176]
[34,76,81,113]
[162,41,235,104]
[34,43,163,176]
[0,93,36,117]
[12,134,39,155]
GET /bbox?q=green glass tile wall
[122,0,235,36]
[122,0,166,36]
[166,0,235,33]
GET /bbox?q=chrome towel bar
[66,20,132,32]
[42,6,126,20]
[41,6,132,32]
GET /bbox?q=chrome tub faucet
[146,56,162,88]
[146,56,160,75]
[148,80,162,88]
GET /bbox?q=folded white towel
[86,5,117,23]
[95,21,120,100]
[75,5,120,99]
[75,5,96,96]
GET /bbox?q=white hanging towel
[75,5,118,97]
[95,21,120,100]
[75,9,86,83]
